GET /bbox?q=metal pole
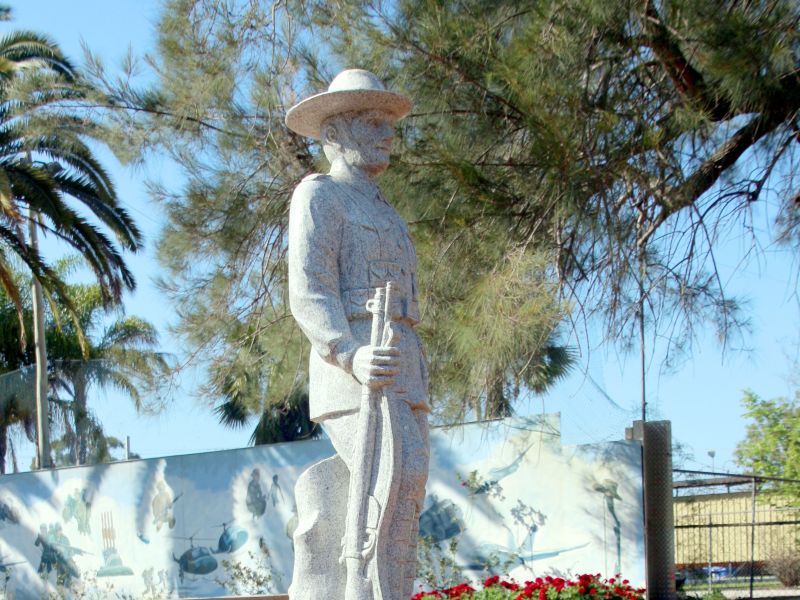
[125,436,130,460]
[29,210,50,470]
[749,477,757,599]
[708,514,713,595]
[636,214,647,423]
[639,250,646,422]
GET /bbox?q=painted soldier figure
[286,69,430,599]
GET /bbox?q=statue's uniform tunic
[287,172,430,599]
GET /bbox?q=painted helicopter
[172,534,218,583]
[172,521,249,583]
[214,520,248,554]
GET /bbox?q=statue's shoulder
[301,172,328,184]
[291,173,345,206]
[295,172,334,190]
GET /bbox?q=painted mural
[0,415,645,598]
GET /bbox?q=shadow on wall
[416,416,645,588]
[0,415,645,598]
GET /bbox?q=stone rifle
[341,282,398,600]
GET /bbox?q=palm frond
[0,30,142,314]
[0,31,77,81]
[0,250,24,348]
[214,397,250,429]
[0,167,18,220]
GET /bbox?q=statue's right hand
[352,344,399,388]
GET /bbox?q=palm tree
[45,279,170,466]
[0,278,35,473]
[0,267,169,470]
[0,367,35,473]
[0,28,142,342]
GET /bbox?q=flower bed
[411,574,646,600]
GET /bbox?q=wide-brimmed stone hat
[285,69,412,140]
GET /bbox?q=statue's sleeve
[288,178,359,373]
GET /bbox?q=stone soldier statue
[285,69,430,600]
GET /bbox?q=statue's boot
[289,455,348,600]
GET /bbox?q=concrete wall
[0,415,645,598]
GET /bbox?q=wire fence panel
[672,469,800,593]
[674,493,800,566]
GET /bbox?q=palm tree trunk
[74,371,88,465]
[0,421,7,474]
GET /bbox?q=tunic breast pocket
[368,260,402,288]
[357,222,379,236]
[342,222,380,280]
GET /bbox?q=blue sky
[7,0,799,474]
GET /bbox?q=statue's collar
[329,164,382,202]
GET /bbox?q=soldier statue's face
[324,110,396,176]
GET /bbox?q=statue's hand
[352,344,399,388]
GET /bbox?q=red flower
[538,588,548,600]
[413,572,644,600]
[444,582,475,598]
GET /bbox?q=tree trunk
[74,371,89,465]
[485,374,512,419]
[0,422,7,474]
[9,437,18,473]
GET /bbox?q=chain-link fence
[673,469,800,596]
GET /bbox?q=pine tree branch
[639,110,787,246]
[640,0,732,121]
[95,100,246,138]
[376,14,525,119]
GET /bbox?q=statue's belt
[341,286,420,324]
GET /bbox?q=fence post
[629,420,676,600]
[708,514,713,595]
[749,477,756,599]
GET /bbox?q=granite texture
[286,70,430,600]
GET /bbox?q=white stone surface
[0,415,646,599]
[286,70,430,600]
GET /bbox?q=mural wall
[0,415,645,598]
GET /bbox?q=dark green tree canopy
[92,0,800,428]
[90,0,574,428]
[317,0,799,353]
